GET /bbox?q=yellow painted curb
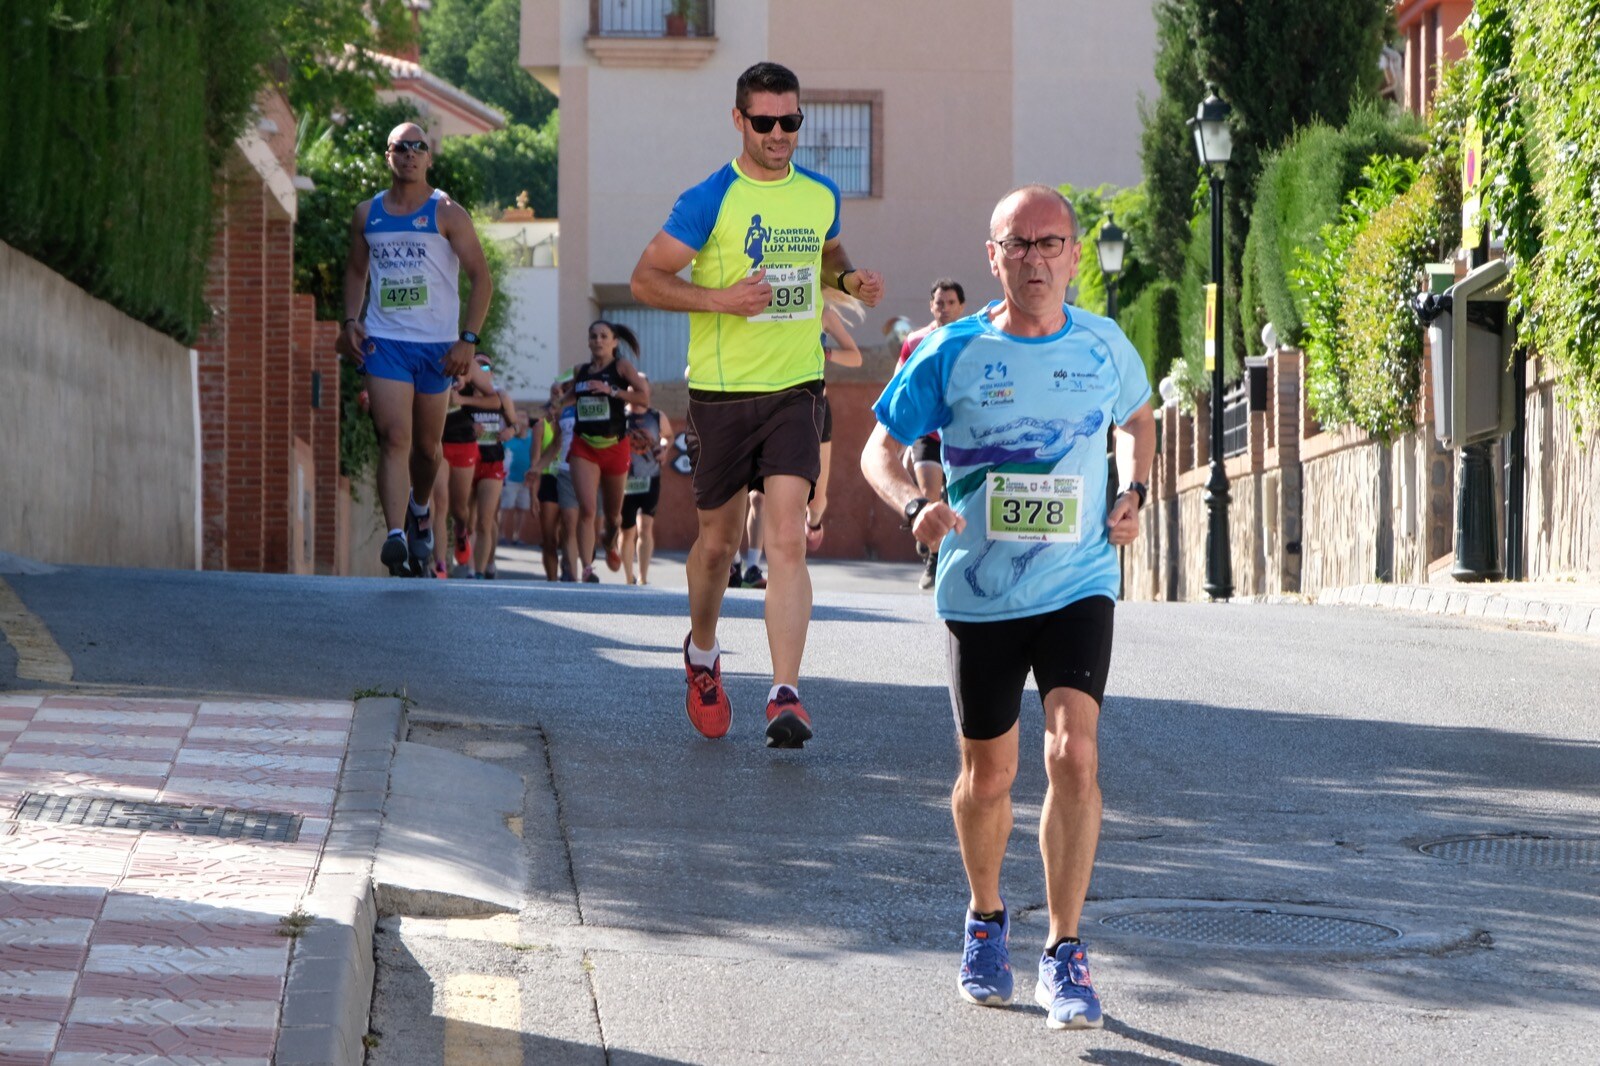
[0,576,73,683]
[442,973,522,1066]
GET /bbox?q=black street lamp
[1095,213,1127,320]
[1189,85,1234,601]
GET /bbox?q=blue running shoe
[957,909,1013,1006]
[1035,941,1103,1029]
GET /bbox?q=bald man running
[340,122,493,576]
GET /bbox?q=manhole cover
[1419,834,1600,866]
[1100,907,1401,947]
[15,793,301,843]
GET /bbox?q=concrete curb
[276,697,407,1066]
[1312,584,1600,636]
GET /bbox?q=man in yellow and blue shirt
[631,61,883,751]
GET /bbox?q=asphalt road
[5,556,1599,1063]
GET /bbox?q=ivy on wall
[1468,0,1600,416]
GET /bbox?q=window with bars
[795,94,879,198]
[599,306,690,384]
[592,0,715,37]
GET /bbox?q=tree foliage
[1138,1,1206,286]
[423,0,556,129]
[438,112,559,216]
[1139,0,1391,391]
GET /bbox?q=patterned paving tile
[75,971,284,1003]
[67,999,279,1029]
[0,970,80,999]
[172,751,342,775]
[84,944,289,978]
[32,707,194,729]
[0,886,104,921]
[0,826,138,888]
[195,700,350,721]
[8,732,183,754]
[0,939,87,972]
[97,896,276,926]
[55,1022,277,1058]
[0,695,44,712]
[0,755,173,778]
[0,918,95,946]
[91,921,283,952]
[51,1049,272,1056]
[0,1018,59,1054]
[157,782,334,817]
[0,1050,54,1066]
[7,776,167,801]
[0,993,74,1023]
[38,697,198,715]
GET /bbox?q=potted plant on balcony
[664,0,694,36]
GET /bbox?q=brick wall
[193,98,348,576]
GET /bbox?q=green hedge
[1241,106,1424,351]
[1293,156,1448,437]
[0,2,276,343]
[1121,280,1181,392]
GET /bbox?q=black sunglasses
[387,139,430,155]
[740,109,804,134]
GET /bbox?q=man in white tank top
[340,122,494,576]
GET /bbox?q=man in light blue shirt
[862,184,1155,1031]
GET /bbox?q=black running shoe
[405,507,434,577]
[380,532,409,577]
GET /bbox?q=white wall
[497,266,561,398]
[1013,0,1157,190]
[584,12,774,289]
[0,241,198,568]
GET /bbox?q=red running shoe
[453,528,471,567]
[764,688,812,749]
[604,523,622,572]
[683,635,731,739]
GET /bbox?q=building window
[592,0,715,38]
[600,306,690,384]
[795,92,881,198]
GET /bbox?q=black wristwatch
[1124,481,1148,509]
[459,330,480,345]
[902,496,932,528]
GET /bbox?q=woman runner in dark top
[569,320,651,583]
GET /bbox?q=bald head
[989,184,1078,242]
[388,122,427,147]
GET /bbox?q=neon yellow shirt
[662,160,842,392]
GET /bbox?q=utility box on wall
[1428,259,1516,448]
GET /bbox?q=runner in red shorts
[569,320,651,583]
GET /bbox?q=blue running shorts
[363,336,454,395]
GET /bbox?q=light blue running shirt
[873,302,1152,622]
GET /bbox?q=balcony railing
[1221,382,1250,459]
[591,0,715,37]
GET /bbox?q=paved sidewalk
[1314,579,1600,636]
[0,693,395,1065]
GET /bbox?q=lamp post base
[1452,441,1502,582]
[1203,460,1234,601]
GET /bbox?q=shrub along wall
[0,2,274,343]
[1241,107,1425,351]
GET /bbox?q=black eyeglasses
[740,110,804,134]
[387,139,430,155]
[992,235,1074,260]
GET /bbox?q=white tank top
[363,188,461,343]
